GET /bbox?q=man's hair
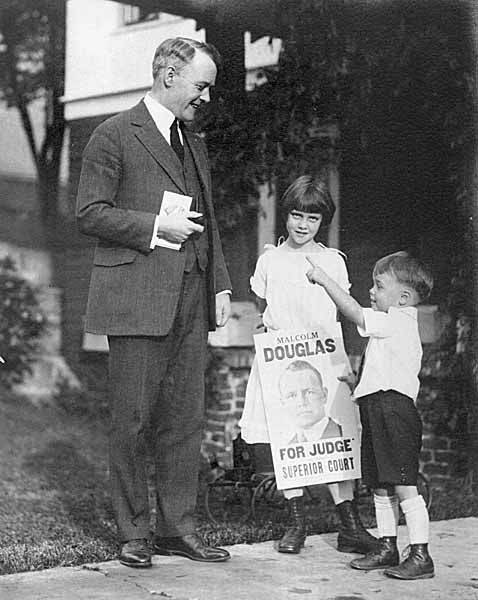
[152,37,222,80]
[279,360,325,393]
[373,251,434,303]
[280,175,336,227]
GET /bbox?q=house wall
[64,0,281,121]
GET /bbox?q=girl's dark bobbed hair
[280,175,336,226]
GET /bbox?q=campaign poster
[254,323,361,490]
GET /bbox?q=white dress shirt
[353,306,422,402]
[143,93,183,249]
[143,92,183,145]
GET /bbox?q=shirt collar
[143,92,183,144]
[389,306,418,320]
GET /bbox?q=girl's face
[286,210,322,248]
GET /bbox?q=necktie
[170,119,184,164]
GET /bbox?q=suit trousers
[108,265,208,542]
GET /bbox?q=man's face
[280,368,327,429]
[170,50,217,122]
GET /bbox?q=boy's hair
[373,251,434,303]
[280,175,336,226]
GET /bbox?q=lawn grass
[0,388,117,575]
[0,387,476,576]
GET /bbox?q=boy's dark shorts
[357,390,422,488]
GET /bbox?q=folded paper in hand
[156,190,193,250]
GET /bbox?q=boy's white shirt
[353,306,422,402]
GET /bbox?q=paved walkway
[1,518,477,600]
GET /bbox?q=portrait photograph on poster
[254,323,362,490]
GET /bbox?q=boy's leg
[384,488,434,580]
[350,486,399,570]
[399,491,430,545]
[374,487,399,538]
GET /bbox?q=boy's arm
[306,256,365,328]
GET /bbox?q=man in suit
[76,37,232,568]
[278,360,343,444]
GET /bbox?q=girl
[239,175,376,555]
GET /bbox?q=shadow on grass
[23,439,116,545]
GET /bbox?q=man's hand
[156,211,204,244]
[306,255,329,286]
[216,293,231,327]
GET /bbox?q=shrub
[0,256,47,388]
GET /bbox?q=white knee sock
[400,495,429,544]
[328,480,354,505]
[283,487,304,500]
[374,494,399,538]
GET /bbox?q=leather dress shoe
[119,538,152,568]
[153,533,230,562]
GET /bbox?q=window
[122,6,161,26]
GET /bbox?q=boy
[306,251,434,580]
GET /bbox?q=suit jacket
[76,101,231,336]
[288,418,343,445]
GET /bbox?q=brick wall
[202,348,253,469]
[417,341,465,489]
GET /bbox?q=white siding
[64,0,280,119]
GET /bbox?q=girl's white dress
[239,242,351,443]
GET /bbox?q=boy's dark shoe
[153,533,230,562]
[384,543,435,580]
[350,536,399,570]
[119,538,152,568]
[278,497,306,554]
[336,500,379,554]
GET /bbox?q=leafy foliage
[199,0,473,237]
[0,0,65,224]
[0,256,46,388]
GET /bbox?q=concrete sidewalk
[1,518,477,600]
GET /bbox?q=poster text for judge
[277,437,358,484]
